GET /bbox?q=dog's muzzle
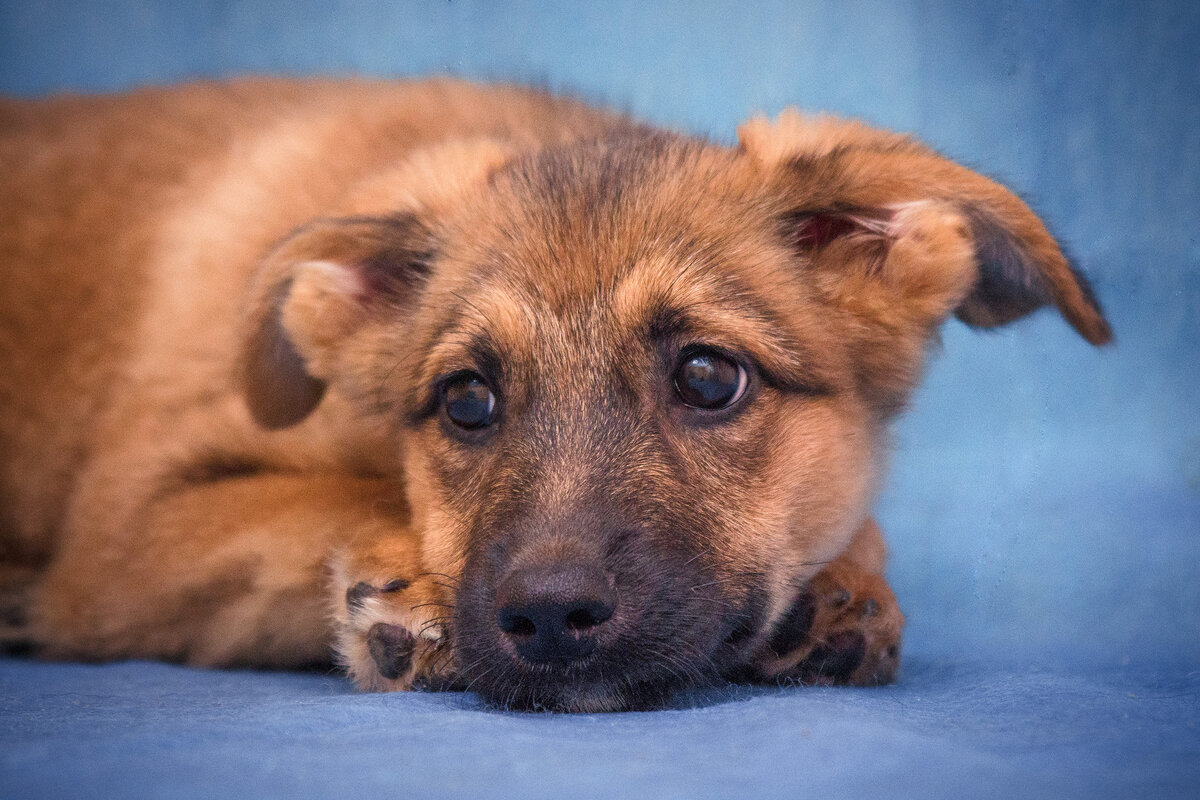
[452,525,741,711]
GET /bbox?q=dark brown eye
[442,372,496,430]
[673,348,748,410]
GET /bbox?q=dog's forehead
[442,134,761,299]
[410,175,845,400]
[409,135,848,393]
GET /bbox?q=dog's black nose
[495,563,616,665]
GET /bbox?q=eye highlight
[673,347,749,410]
[442,372,496,430]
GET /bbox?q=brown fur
[0,79,1109,711]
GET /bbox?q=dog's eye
[442,372,496,430]
[673,348,748,410]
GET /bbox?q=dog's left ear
[240,136,517,429]
[739,110,1112,347]
[239,214,435,429]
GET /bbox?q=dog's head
[240,112,1109,710]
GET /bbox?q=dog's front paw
[750,564,904,687]
[331,560,458,692]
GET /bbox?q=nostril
[564,608,596,631]
[497,610,537,637]
[564,601,613,632]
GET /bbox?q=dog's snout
[495,563,616,665]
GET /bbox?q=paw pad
[800,630,866,682]
[366,622,416,680]
[748,567,903,688]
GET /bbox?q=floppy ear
[240,214,434,429]
[739,110,1112,347]
[240,136,518,429]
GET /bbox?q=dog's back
[1,89,178,564]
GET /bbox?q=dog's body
[0,79,1108,711]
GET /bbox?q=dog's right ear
[738,110,1112,346]
[240,214,435,430]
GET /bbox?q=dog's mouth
[450,628,743,713]
[449,560,767,712]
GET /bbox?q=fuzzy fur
[0,79,1108,711]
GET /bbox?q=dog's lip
[453,623,686,711]
[507,651,603,675]
[530,682,656,713]
[481,630,609,678]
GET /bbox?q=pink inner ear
[789,209,895,252]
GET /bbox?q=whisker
[456,651,493,681]
[418,620,452,637]
[417,572,462,584]
[374,349,421,410]
[432,642,458,673]
[461,662,500,696]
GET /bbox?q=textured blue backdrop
[1,2,1197,797]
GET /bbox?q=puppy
[0,79,1110,711]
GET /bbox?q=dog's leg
[29,473,451,689]
[748,519,905,686]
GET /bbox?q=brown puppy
[0,79,1109,711]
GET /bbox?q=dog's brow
[408,287,543,412]
[406,328,504,425]
[422,325,500,381]
[620,270,843,396]
[653,304,837,395]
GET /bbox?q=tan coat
[0,80,1107,711]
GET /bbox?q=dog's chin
[467,662,690,713]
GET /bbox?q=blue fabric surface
[1,1,1197,797]
[2,657,1197,799]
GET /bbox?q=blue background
[1,1,1197,797]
